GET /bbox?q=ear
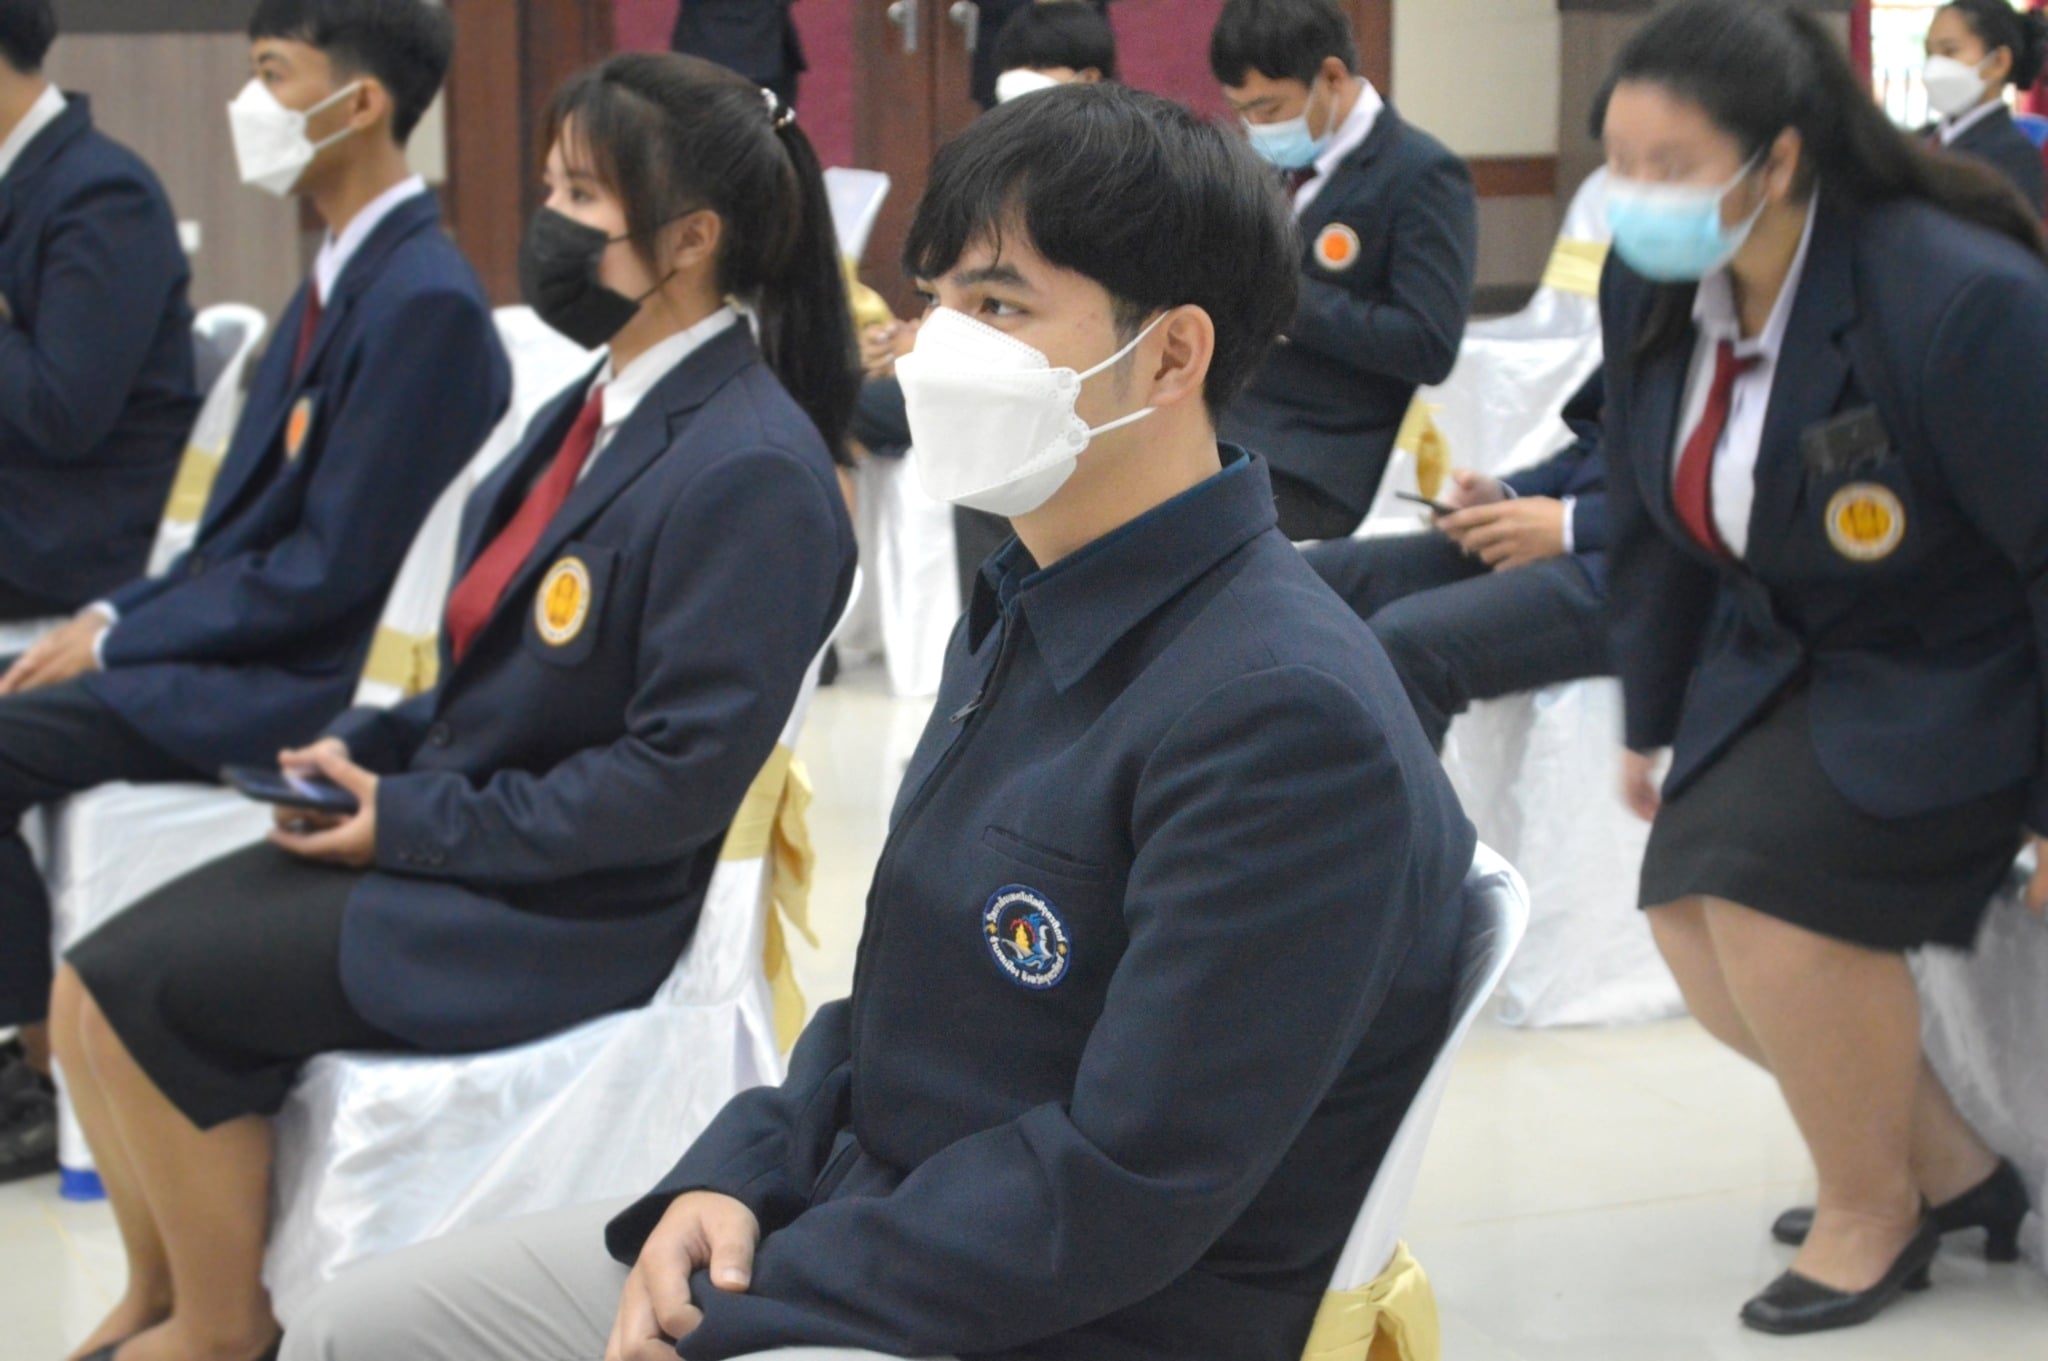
[1076,68,1103,85]
[1143,305,1216,415]
[1764,127,1804,204]
[1985,44,2016,88]
[1319,55,1350,89]
[663,207,724,278]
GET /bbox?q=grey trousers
[278,1196,953,1361]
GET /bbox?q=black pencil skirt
[1639,686,2028,952]
[67,843,405,1130]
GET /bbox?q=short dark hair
[1943,0,2048,90]
[1209,0,1357,88]
[904,83,1298,416]
[249,0,453,144]
[0,0,55,75]
[993,1,1119,82]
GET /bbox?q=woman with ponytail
[1924,0,2048,213]
[50,52,856,1361]
[1597,0,2048,1337]
[1597,0,2048,1334]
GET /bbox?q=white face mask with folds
[228,78,362,197]
[995,68,1064,104]
[1922,53,1994,120]
[897,307,1166,518]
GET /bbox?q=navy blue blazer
[326,324,856,1053]
[0,96,198,609]
[1221,103,1478,517]
[1504,368,1608,585]
[1603,194,2048,825]
[83,193,507,772]
[1929,105,2047,218]
[606,453,1475,1361]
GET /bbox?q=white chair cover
[1913,861,2048,1275]
[822,167,892,262]
[266,626,840,1321]
[1439,682,1683,1028]
[843,454,958,698]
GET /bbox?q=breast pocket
[980,824,1116,886]
[522,541,618,667]
[1799,408,1915,572]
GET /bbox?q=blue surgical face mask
[1606,153,1768,283]
[1243,83,1331,170]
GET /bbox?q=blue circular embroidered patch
[982,885,1071,989]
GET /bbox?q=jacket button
[427,722,451,748]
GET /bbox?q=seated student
[1304,370,1612,750]
[1922,0,2047,216]
[990,0,1117,103]
[1212,0,1477,542]
[0,0,507,1187]
[277,81,1474,1361]
[0,0,200,627]
[964,0,1111,110]
[50,52,857,1361]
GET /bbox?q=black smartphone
[221,764,360,816]
[1395,490,1455,515]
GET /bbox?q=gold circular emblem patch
[1824,484,1905,563]
[285,395,315,461]
[1314,223,1361,272]
[534,556,592,646]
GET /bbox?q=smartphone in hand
[221,764,360,816]
[1394,490,1454,516]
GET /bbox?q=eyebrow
[950,263,1035,291]
[1228,96,1277,114]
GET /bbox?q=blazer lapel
[1297,101,1400,237]
[452,372,600,573]
[198,283,313,533]
[1632,292,1695,547]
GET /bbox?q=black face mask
[518,207,649,350]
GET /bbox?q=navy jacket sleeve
[1916,271,2048,834]
[98,287,501,667]
[1289,155,1477,387]
[635,667,1439,1360]
[1567,492,1608,557]
[1599,268,1720,752]
[0,173,184,464]
[1504,443,1607,555]
[327,689,436,775]
[372,448,842,886]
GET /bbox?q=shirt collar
[1309,78,1382,187]
[1940,98,2005,146]
[0,84,66,183]
[1691,200,1818,364]
[314,174,428,304]
[972,448,1278,692]
[592,305,740,433]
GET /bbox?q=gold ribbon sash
[1393,402,1450,503]
[1300,1241,1440,1361]
[719,742,819,1052]
[1540,237,1609,299]
[163,445,225,526]
[359,626,440,697]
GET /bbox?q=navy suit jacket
[326,324,856,1052]
[1603,194,2048,826]
[1503,368,1607,586]
[1932,105,2047,218]
[1221,103,1478,517]
[0,96,198,609]
[672,0,804,89]
[83,193,507,771]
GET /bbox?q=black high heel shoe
[1741,1217,1940,1335]
[1771,1157,2031,1261]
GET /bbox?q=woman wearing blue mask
[1599,0,2048,1338]
[1921,0,2048,215]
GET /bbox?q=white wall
[1393,0,1560,158]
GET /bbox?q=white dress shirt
[579,305,740,479]
[0,83,65,183]
[1294,78,1384,216]
[1939,98,2005,147]
[1674,206,1817,560]
[314,174,429,305]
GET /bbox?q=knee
[279,1267,401,1361]
[1365,601,1432,672]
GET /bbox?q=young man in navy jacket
[0,0,199,626]
[0,0,506,1180]
[1304,369,1614,749]
[277,82,1476,1361]
[1213,0,1478,541]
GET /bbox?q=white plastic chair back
[842,455,958,698]
[266,581,859,1321]
[823,167,892,262]
[148,304,269,577]
[1327,845,1529,1291]
[1469,168,1610,343]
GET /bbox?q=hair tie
[762,86,796,131]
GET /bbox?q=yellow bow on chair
[162,444,225,528]
[1300,1242,1441,1361]
[359,626,441,697]
[1540,237,1610,299]
[722,743,821,1052]
[1394,403,1451,504]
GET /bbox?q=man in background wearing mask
[1212,0,1476,541]
[0,0,506,1182]
[271,83,1475,1361]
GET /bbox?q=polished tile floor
[5,668,2044,1359]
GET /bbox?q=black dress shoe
[1741,1218,1940,1335]
[1772,1158,2032,1260]
[0,1069,57,1184]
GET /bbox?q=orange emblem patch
[534,556,593,646]
[1314,223,1361,272]
[285,395,315,461]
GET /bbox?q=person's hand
[1623,749,1664,822]
[860,321,901,376]
[606,1192,760,1361]
[1441,469,1508,512]
[269,740,379,867]
[1438,497,1569,571]
[0,609,109,696]
[2026,837,2048,915]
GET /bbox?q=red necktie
[292,287,323,379]
[444,388,607,664]
[1673,341,1759,559]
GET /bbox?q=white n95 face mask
[229,79,362,197]
[995,69,1063,104]
[897,307,1166,518]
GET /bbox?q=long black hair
[1942,0,2048,90]
[543,53,857,458]
[1603,0,2046,356]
